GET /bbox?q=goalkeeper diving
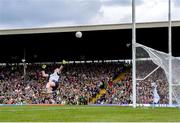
[41,60,67,94]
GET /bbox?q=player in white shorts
[41,60,67,94]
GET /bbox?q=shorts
[52,82,59,91]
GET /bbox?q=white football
[75,31,82,38]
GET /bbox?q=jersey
[49,72,60,83]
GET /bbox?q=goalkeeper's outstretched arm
[42,70,49,77]
[57,60,67,73]
[59,65,63,73]
[41,65,49,78]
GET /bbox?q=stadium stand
[0,61,169,105]
[0,62,125,104]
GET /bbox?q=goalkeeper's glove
[62,60,68,65]
[42,64,46,70]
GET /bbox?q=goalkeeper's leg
[46,81,55,93]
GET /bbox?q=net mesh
[136,43,180,105]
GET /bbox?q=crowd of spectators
[0,62,124,105]
[0,61,169,105]
[95,61,169,104]
[96,72,132,104]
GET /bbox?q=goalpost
[132,0,180,107]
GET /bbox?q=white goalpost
[131,0,179,107]
[132,0,137,108]
[168,0,173,106]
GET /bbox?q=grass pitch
[0,105,180,122]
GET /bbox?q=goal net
[136,43,180,106]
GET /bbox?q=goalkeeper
[41,60,67,94]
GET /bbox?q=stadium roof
[0,21,180,63]
[1,21,180,35]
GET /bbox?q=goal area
[135,43,180,107]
